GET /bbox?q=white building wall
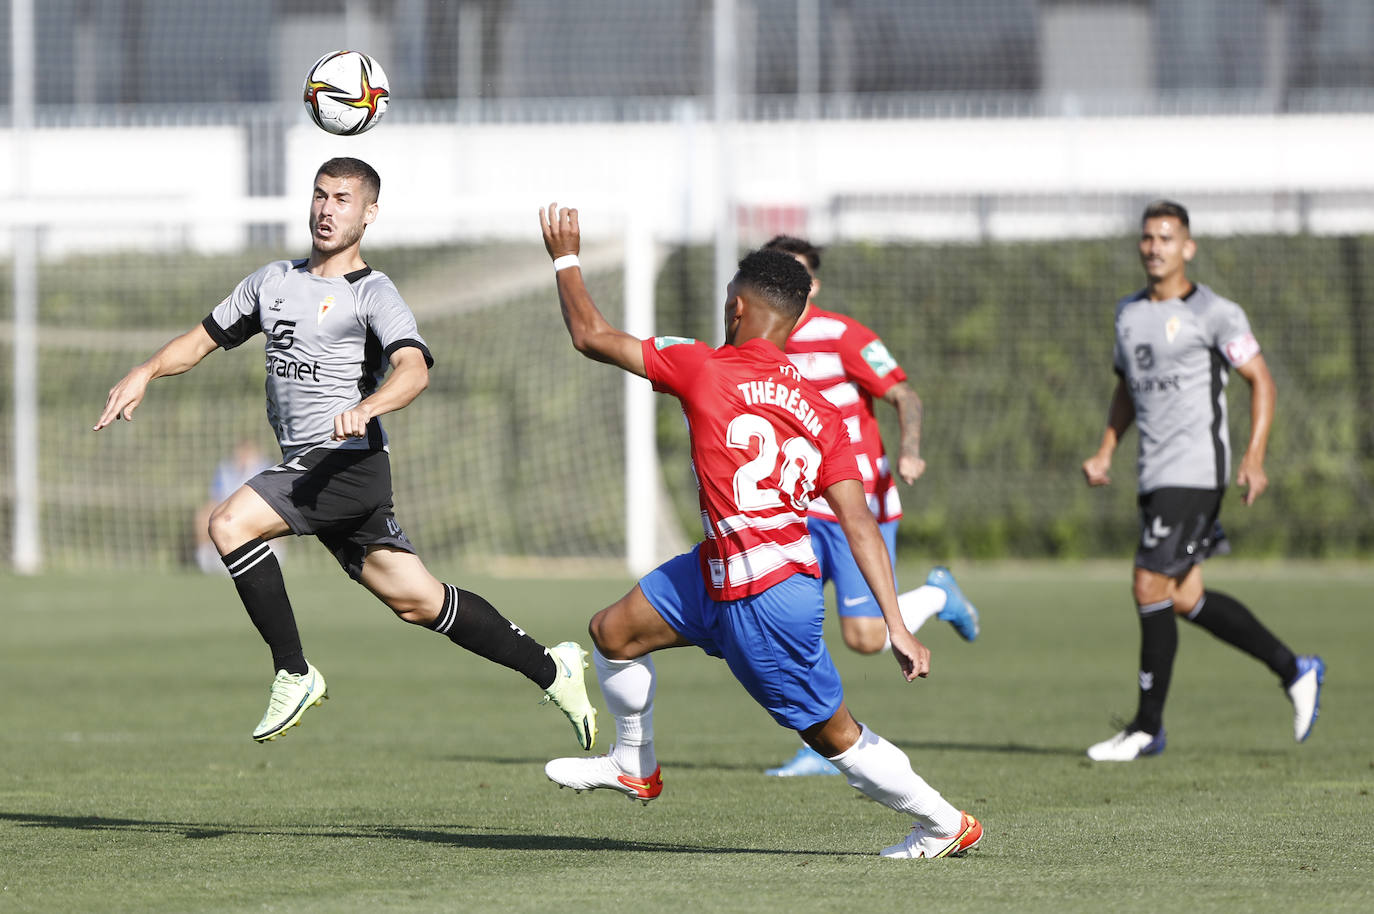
[4,114,1374,253]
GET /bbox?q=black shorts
[247,446,417,580]
[1134,487,1231,577]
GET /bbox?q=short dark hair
[762,234,822,273]
[735,248,812,320]
[316,157,381,204]
[1141,199,1189,230]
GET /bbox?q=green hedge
[1,234,1370,569]
[653,236,1374,559]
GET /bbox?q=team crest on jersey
[1165,315,1181,343]
[317,295,336,325]
[861,340,898,377]
[654,336,696,349]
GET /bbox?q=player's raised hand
[889,629,931,682]
[540,202,580,260]
[93,368,152,430]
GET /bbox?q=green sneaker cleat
[252,663,328,742]
[542,641,598,751]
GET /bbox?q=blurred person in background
[1081,199,1324,761]
[760,234,979,777]
[194,438,276,574]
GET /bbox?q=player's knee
[1171,596,1199,616]
[1131,571,1171,607]
[587,609,615,654]
[844,628,887,655]
[391,600,438,626]
[206,503,245,552]
[378,582,441,626]
[588,607,637,659]
[840,618,887,655]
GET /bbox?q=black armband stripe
[385,338,434,368]
[202,313,259,350]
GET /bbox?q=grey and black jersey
[1112,282,1261,494]
[203,259,433,460]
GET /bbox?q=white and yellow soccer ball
[303,51,390,136]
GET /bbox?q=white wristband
[552,254,580,272]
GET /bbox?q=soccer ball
[303,50,390,136]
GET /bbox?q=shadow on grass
[891,739,1084,757]
[441,738,1083,772]
[442,753,807,773]
[0,811,867,856]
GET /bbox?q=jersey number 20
[727,413,821,512]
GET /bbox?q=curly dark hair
[1141,199,1189,230]
[316,157,381,204]
[763,234,822,273]
[735,248,812,320]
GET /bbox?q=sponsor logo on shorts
[1141,517,1172,549]
[385,516,411,545]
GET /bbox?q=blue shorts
[808,517,899,618]
[639,545,845,732]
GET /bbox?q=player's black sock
[222,538,307,675]
[1132,600,1177,736]
[430,583,557,688]
[1187,591,1299,684]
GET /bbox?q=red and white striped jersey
[641,335,861,601]
[786,305,907,522]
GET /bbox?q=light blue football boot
[765,744,842,777]
[927,566,980,642]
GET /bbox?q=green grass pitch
[1,562,1371,913]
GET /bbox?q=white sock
[593,647,657,778]
[829,723,963,837]
[897,584,947,634]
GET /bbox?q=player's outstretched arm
[93,324,219,430]
[539,203,646,378]
[1082,376,1135,486]
[882,381,925,483]
[825,477,931,682]
[1234,352,1275,505]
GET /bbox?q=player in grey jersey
[95,157,597,751]
[1080,199,1323,762]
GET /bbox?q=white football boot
[545,753,663,805]
[1086,727,1166,761]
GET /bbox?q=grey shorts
[1135,486,1231,578]
[247,446,417,580]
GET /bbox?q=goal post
[623,210,660,576]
